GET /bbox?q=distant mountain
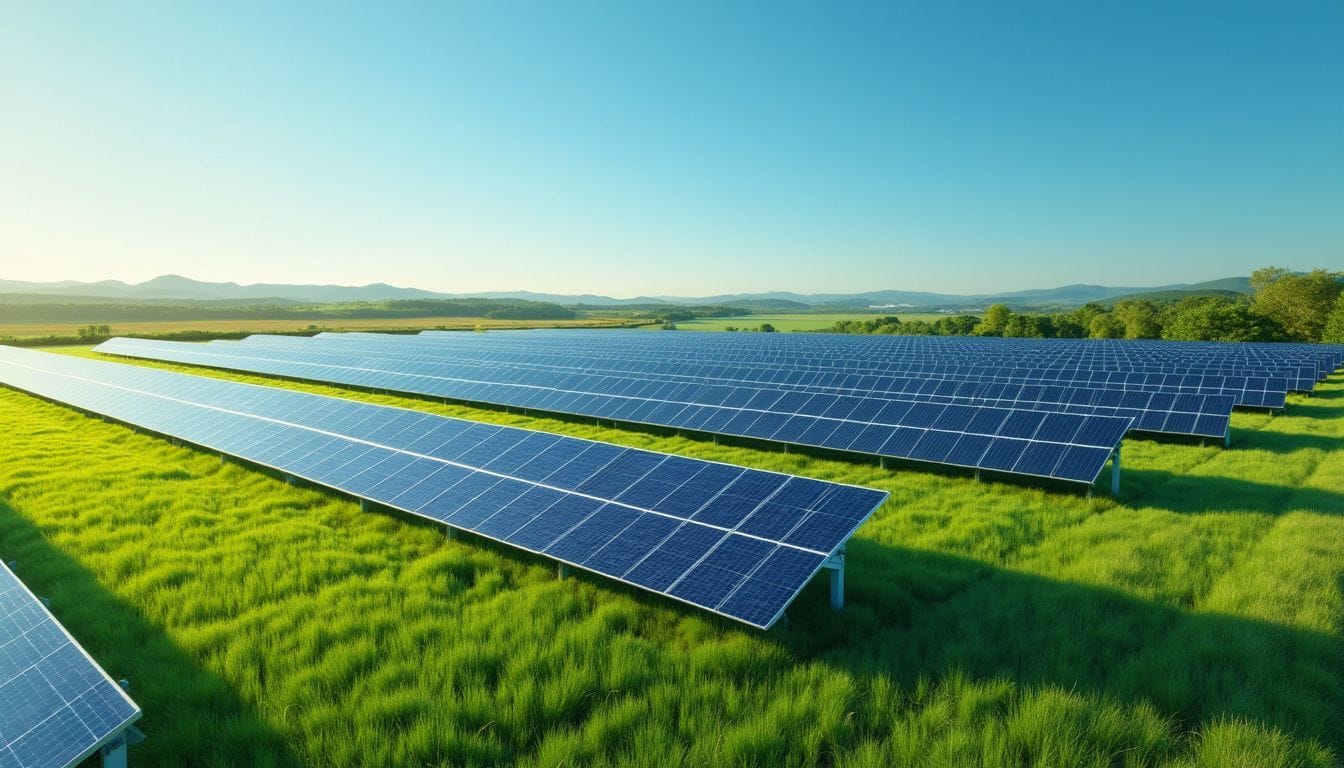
[0,274,1254,309]
[0,274,444,303]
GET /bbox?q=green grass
[1,347,1341,766]
[656,313,948,332]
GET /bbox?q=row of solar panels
[1,559,140,768]
[408,330,1336,392]
[476,331,1344,381]
[236,331,1268,413]
[385,331,1311,401]
[96,337,1134,486]
[0,346,887,630]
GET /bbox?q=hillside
[0,274,1254,310]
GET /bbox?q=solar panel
[0,347,887,630]
[387,332,1293,409]
[203,334,1238,439]
[394,330,1320,401]
[94,338,1132,486]
[0,560,141,768]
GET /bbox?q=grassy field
[0,347,1340,766]
[0,315,632,340]
[657,313,948,332]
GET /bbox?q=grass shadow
[1116,467,1343,514]
[1230,429,1344,453]
[782,543,1342,759]
[0,500,303,768]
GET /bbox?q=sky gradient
[2,1,1341,297]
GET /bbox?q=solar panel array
[0,346,887,629]
[220,334,1239,437]
[408,330,1334,402]
[447,331,1336,391]
[1,560,141,768]
[405,331,1313,406]
[96,337,1133,486]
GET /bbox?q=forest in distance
[824,267,1344,344]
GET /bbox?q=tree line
[828,267,1344,343]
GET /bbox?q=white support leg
[822,548,845,611]
[445,525,456,541]
[1224,427,1231,448]
[100,733,129,768]
[558,563,570,580]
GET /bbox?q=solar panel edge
[0,560,143,768]
[126,337,1242,435]
[94,339,1132,487]
[2,348,890,630]
[2,356,868,560]
[758,489,892,626]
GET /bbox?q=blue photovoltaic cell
[94,337,1132,486]
[0,347,887,630]
[0,560,141,768]
[225,331,1249,428]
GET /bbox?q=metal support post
[1224,427,1231,448]
[821,548,845,611]
[1110,446,1121,496]
[445,526,456,541]
[974,468,981,483]
[558,563,570,580]
[100,733,129,768]
[879,457,887,470]
[359,499,368,512]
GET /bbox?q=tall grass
[0,349,1339,766]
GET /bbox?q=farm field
[657,313,949,332]
[0,315,632,340]
[0,347,1340,766]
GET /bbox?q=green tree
[758,323,777,333]
[1088,314,1123,339]
[1055,303,1106,338]
[1161,296,1286,342]
[974,304,1012,336]
[1250,266,1343,342]
[937,315,981,335]
[1322,293,1344,343]
[1111,300,1161,339]
[1002,315,1028,337]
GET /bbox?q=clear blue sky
[2,1,1340,297]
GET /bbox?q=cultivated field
[0,347,1339,766]
[0,316,631,340]
[660,313,948,332]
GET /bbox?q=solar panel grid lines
[402,330,1332,391]
[231,336,1236,438]
[0,560,141,768]
[0,347,888,630]
[221,335,1235,439]
[94,338,1131,485]
[252,331,1292,409]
